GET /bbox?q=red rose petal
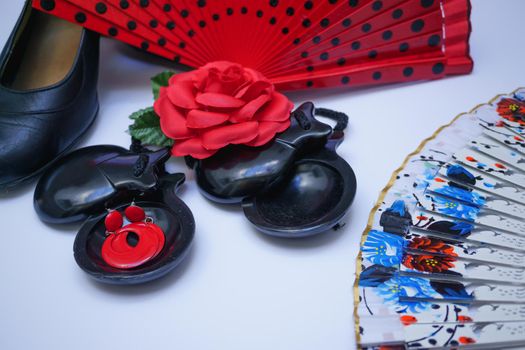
[167,80,199,109]
[195,92,246,108]
[235,80,273,100]
[230,94,271,123]
[255,92,293,122]
[201,121,259,150]
[186,109,229,129]
[245,120,291,147]
[171,137,218,159]
[154,94,194,139]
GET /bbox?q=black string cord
[314,108,349,131]
[293,107,349,132]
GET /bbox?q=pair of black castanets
[34,103,356,285]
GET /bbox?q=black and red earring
[102,204,165,269]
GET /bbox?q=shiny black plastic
[74,177,195,285]
[190,102,332,203]
[34,145,171,224]
[34,144,195,285]
[242,138,356,237]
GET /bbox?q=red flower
[497,98,525,125]
[400,315,418,326]
[403,254,456,273]
[407,237,458,256]
[458,315,473,323]
[403,237,458,272]
[154,61,294,159]
[458,336,476,344]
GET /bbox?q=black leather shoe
[0,1,99,191]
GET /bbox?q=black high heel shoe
[0,1,99,191]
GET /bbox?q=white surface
[0,1,524,349]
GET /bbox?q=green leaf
[128,107,174,147]
[151,71,176,99]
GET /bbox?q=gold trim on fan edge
[351,86,525,350]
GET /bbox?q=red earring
[101,204,165,269]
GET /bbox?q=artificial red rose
[497,98,525,125]
[154,61,294,159]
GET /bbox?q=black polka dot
[320,18,330,27]
[197,0,206,7]
[108,27,118,36]
[75,12,87,23]
[293,38,300,45]
[158,38,167,46]
[199,20,206,28]
[403,67,414,77]
[257,10,263,17]
[320,52,329,61]
[120,0,129,9]
[368,50,378,59]
[40,0,55,11]
[302,19,311,28]
[348,0,359,7]
[163,4,171,12]
[304,1,313,10]
[331,38,340,46]
[329,0,337,4]
[174,56,181,64]
[421,0,434,8]
[342,18,351,27]
[362,23,372,32]
[95,3,107,14]
[167,21,175,30]
[351,41,361,50]
[432,62,444,74]
[382,30,393,40]
[399,42,409,52]
[150,19,158,28]
[411,19,425,32]
[139,0,149,8]
[428,34,440,47]
[286,7,295,15]
[301,51,308,58]
[392,9,403,19]
[141,42,149,50]
[181,9,189,17]
[269,17,276,24]
[337,58,346,66]
[188,30,195,37]
[270,0,279,7]
[341,76,350,84]
[127,21,137,30]
[313,36,321,44]
[282,27,289,34]
[373,71,382,80]
[212,14,220,21]
[179,42,186,49]
[306,66,314,71]
[372,1,382,11]
[241,7,248,14]
[306,81,313,87]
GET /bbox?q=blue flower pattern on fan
[362,230,404,267]
[432,185,485,207]
[375,276,439,313]
[431,195,479,221]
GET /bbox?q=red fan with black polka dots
[33,0,472,90]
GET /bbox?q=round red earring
[101,204,166,269]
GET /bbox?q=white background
[0,1,524,349]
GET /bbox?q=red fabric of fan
[33,0,473,90]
